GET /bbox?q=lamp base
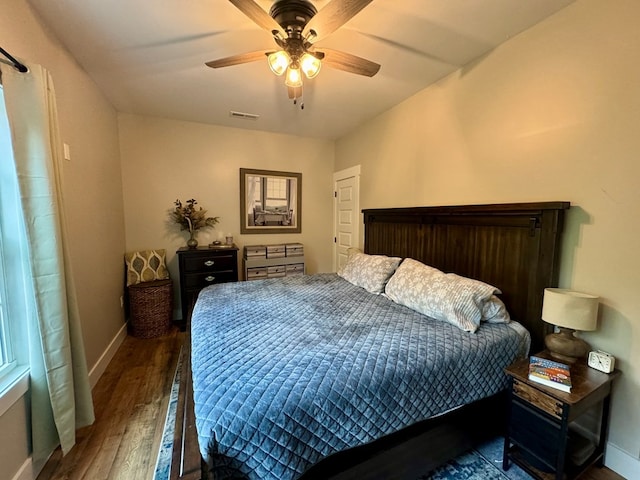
[544,327,591,364]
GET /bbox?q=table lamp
[541,288,599,363]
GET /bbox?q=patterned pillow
[384,258,500,332]
[124,249,170,286]
[337,251,402,294]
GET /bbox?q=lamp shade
[267,50,290,76]
[285,64,303,88]
[541,288,599,331]
[300,52,321,79]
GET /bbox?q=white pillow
[384,258,500,332]
[482,295,511,323]
[337,251,402,294]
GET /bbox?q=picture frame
[240,168,302,234]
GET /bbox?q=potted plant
[171,198,219,248]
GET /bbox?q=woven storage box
[128,279,173,338]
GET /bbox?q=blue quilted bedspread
[191,274,529,480]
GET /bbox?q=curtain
[0,63,94,465]
[247,175,257,211]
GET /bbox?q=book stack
[528,356,572,393]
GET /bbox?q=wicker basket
[128,279,173,338]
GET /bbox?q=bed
[171,201,570,480]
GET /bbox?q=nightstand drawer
[183,270,237,288]
[182,253,236,272]
[512,379,563,419]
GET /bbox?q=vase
[186,230,198,249]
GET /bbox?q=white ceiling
[27,0,575,139]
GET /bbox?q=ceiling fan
[205,0,380,102]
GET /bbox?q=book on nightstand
[528,355,572,393]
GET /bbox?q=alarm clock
[588,350,615,373]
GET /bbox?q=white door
[333,166,360,271]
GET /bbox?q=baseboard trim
[10,457,33,480]
[88,322,128,389]
[606,442,640,479]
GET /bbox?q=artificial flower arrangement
[171,198,219,247]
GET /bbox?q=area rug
[153,346,183,480]
[422,440,533,480]
[153,351,532,480]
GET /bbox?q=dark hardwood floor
[37,328,183,480]
[36,328,625,480]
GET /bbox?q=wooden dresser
[176,245,238,327]
[243,243,305,281]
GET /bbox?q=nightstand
[176,246,238,328]
[503,351,620,480]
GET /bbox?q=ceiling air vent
[230,111,260,120]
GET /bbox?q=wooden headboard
[363,202,570,354]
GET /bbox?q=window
[0,85,29,384]
[0,250,14,378]
[248,175,262,210]
[0,87,12,378]
[265,177,288,209]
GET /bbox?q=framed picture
[240,168,302,234]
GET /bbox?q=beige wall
[1,1,126,479]
[336,0,640,471]
[3,0,639,478]
[118,113,335,315]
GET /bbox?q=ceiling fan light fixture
[285,64,303,88]
[300,52,321,79]
[207,0,381,102]
[267,50,291,76]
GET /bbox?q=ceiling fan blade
[205,50,270,68]
[319,48,380,77]
[131,31,228,50]
[304,0,374,42]
[229,0,285,36]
